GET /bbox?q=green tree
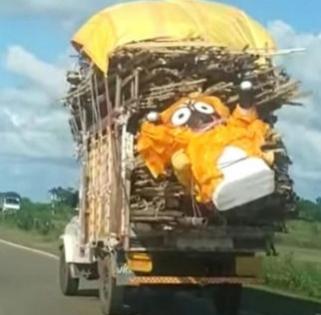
[297,198,321,222]
[49,186,78,208]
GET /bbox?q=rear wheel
[59,247,79,296]
[213,283,242,315]
[98,255,125,315]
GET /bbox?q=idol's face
[170,100,224,133]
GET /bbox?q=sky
[1,0,321,201]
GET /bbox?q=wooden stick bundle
[65,43,299,227]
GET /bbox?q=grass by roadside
[263,253,321,300]
[262,221,321,301]
[0,217,65,254]
[275,220,321,250]
[0,200,73,255]
[277,245,321,264]
[0,221,60,255]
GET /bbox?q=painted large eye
[171,107,191,126]
[193,102,215,115]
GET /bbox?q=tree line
[296,197,321,222]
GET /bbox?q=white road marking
[0,238,59,260]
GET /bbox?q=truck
[0,192,21,213]
[59,1,300,314]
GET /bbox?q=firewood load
[64,1,301,231]
[65,43,299,229]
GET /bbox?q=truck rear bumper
[117,275,263,286]
[115,254,263,286]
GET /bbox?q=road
[0,241,100,315]
[0,240,228,315]
[1,240,319,315]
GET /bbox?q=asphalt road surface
[3,240,300,315]
[1,240,320,315]
[0,240,236,315]
[0,241,101,315]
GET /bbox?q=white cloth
[213,146,275,211]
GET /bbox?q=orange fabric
[171,149,192,190]
[137,95,270,202]
[186,106,269,201]
[137,122,191,177]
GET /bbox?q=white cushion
[212,146,275,211]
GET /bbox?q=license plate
[176,237,233,250]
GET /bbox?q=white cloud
[0,45,77,200]
[5,46,66,97]
[0,46,74,160]
[269,20,321,199]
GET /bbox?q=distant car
[1,193,21,213]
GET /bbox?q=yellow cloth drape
[72,0,276,72]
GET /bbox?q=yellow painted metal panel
[235,256,262,277]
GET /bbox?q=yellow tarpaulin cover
[72,0,276,73]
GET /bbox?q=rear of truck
[59,1,300,314]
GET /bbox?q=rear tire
[59,247,79,296]
[213,283,242,315]
[98,255,124,315]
